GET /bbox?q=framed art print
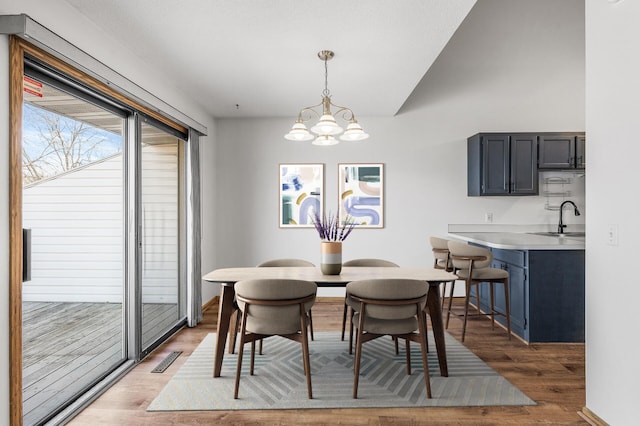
[338,163,384,228]
[279,164,324,227]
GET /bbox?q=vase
[320,241,342,275]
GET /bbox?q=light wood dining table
[203,266,457,378]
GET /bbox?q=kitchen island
[448,229,585,343]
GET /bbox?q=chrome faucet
[558,200,581,234]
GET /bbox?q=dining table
[203,266,457,378]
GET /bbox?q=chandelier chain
[323,56,330,97]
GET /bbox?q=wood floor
[69,298,587,425]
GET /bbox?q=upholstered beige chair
[347,279,432,399]
[447,241,511,342]
[256,259,315,267]
[341,259,399,352]
[257,259,316,341]
[233,278,317,399]
[230,258,316,354]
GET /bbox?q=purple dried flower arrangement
[310,210,356,242]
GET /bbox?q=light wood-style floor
[70,298,587,425]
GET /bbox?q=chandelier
[285,50,369,145]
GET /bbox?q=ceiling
[62,0,477,119]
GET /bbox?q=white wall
[585,1,640,424]
[0,1,218,423]
[215,0,586,296]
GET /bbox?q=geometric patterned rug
[147,332,535,411]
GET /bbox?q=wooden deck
[23,302,178,425]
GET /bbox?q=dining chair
[230,258,316,354]
[429,236,455,316]
[229,258,316,355]
[341,259,399,353]
[233,278,317,399]
[256,259,315,267]
[347,278,432,399]
[257,259,315,341]
[447,241,511,342]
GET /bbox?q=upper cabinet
[538,133,586,169]
[467,133,538,196]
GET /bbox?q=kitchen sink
[530,231,585,237]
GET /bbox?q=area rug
[147,332,535,411]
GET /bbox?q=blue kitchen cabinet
[472,246,584,343]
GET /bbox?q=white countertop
[448,231,585,250]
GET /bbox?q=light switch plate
[607,224,618,246]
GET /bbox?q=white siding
[141,143,179,304]
[22,145,179,303]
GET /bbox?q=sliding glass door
[20,59,188,424]
[139,119,186,353]
[22,68,127,425]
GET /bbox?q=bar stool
[429,236,454,310]
[447,241,511,342]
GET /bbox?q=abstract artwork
[338,163,384,228]
[279,164,324,227]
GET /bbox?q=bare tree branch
[22,103,121,184]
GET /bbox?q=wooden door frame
[9,34,25,426]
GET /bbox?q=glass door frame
[134,113,188,360]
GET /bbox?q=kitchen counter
[445,225,585,343]
[448,231,585,250]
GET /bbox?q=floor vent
[151,351,182,373]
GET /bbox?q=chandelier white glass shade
[285,50,369,145]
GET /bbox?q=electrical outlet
[484,212,493,223]
[607,224,618,246]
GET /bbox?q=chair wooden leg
[504,279,512,340]
[417,309,432,399]
[250,340,256,375]
[349,309,355,355]
[234,311,248,399]
[309,310,314,341]
[473,282,482,315]
[462,280,472,342]
[490,282,496,330]
[300,314,313,399]
[405,339,411,375]
[341,301,348,341]
[258,339,263,355]
[353,315,365,399]
[394,336,399,355]
[445,281,455,329]
[422,310,429,353]
[230,309,241,354]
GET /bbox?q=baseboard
[578,407,609,426]
[202,296,219,312]
[317,296,344,302]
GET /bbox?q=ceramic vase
[320,241,342,275]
